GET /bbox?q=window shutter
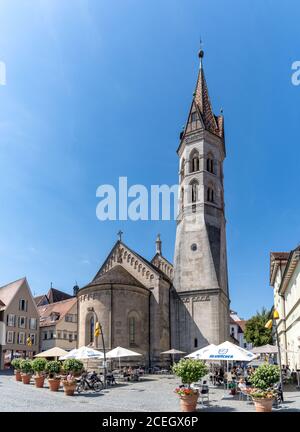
[14,315,16,327]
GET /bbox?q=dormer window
[50,312,60,322]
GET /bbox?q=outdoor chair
[198,384,209,406]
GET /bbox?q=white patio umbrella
[185,344,217,359]
[106,346,142,369]
[251,344,278,354]
[195,341,257,395]
[59,346,104,360]
[35,347,69,360]
[161,348,186,364]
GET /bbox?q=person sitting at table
[216,368,224,385]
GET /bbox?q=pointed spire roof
[194,52,218,135]
[180,49,224,145]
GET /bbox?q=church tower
[171,49,230,352]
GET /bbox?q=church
[77,49,230,366]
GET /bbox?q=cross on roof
[117,230,123,241]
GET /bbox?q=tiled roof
[47,288,73,303]
[270,252,289,261]
[194,65,221,137]
[38,297,77,327]
[88,265,145,289]
[0,277,26,309]
[236,320,247,332]
[34,294,49,306]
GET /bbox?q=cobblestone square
[0,372,299,412]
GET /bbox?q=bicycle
[76,371,103,393]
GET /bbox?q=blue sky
[0,0,299,318]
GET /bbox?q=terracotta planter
[34,375,45,388]
[21,374,32,385]
[253,398,274,412]
[15,371,22,382]
[179,391,199,412]
[62,381,76,396]
[48,378,61,392]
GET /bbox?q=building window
[190,180,199,203]
[206,157,214,174]
[69,334,73,342]
[57,331,61,339]
[194,338,198,348]
[129,317,136,346]
[30,334,36,345]
[29,318,37,330]
[43,332,48,340]
[90,316,94,343]
[189,149,200,173]
[50,331,54,339]
[19,299,27,311]
[207,187,214,203]
[18,332,25,344]
[74,333,77,341]
[19,316,26,329]
[6,331,14,344]
[64,332,67,340]
[7,314,15,327]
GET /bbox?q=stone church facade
[77,49,230,366]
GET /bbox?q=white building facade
[270,248,300,370]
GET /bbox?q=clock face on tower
[191,243,197,251]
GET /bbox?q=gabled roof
[270,251,290,286]
[93,240,170,283]
[87,265,146,289]
[34,294,49,307]
[0,277,26,309]
[47,287,73,303]
[236,320,247,333]
[38,297,77,328]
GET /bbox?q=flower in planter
[174,387,198,397]
[249,364,280,398]
[172,358,208,390]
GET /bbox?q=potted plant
[61,359,83,396]
[20,359,33,384]
[11,358,22,382]
[46,360,62,391]
[32,358,47,388]
[249,364,280,412]
[172,358,208,412]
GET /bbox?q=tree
[244,307,273,347]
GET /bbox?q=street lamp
[265,309,284,401]
[95,321,107,389]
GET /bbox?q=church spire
[193,48,218,135]
[180,48,224,141]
